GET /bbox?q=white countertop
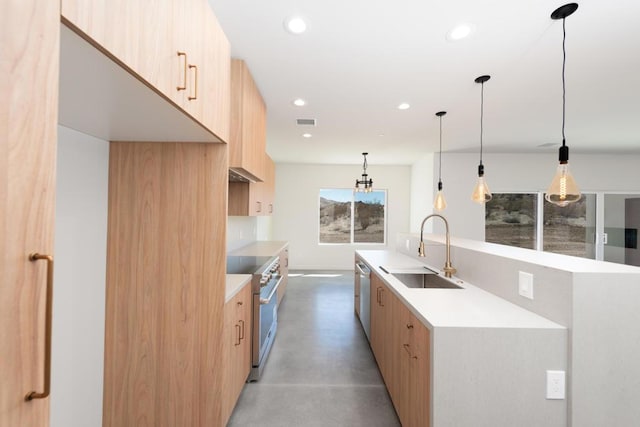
[228,241,288,257]
[357,250,565,330]
[225,274,252,303]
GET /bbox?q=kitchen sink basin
[380,266,463,289]
[392,272,463,289]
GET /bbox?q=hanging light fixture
[354,152,373,193]
[471,75,492,204]
[545,3,581,207]
[434,111,447,211]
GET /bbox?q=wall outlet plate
[518,271,534,300]
[546,370,565,399]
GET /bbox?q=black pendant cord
[480,81,485,167]
[562,17,567,146]
[438,115,443,183]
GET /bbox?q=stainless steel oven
[226,255,282,381]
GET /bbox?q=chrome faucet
[419,214,456,278]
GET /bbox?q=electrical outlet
[546,370,565,399]
[405,239,410,251]
[518,271,534,300]
[602,233,608,245]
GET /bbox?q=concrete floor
[227,271,401,427]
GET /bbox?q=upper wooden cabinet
[229,155,275,216]
[229,59,267,182]
[61,0,230,142]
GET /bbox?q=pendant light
[434,111,447,211]
[471,75,492,204]
[545,3,581,207]
[354,152,373,193]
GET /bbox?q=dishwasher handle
[355,262,370,277]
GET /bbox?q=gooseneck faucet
[419,214,456,278]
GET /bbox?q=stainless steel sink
[380,266,463,289]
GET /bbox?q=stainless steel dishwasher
[355,261,371,341]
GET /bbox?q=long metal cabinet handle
[239,319,245,340]
[25,253,54,401]
[379,288,384,307]
[403,343,417,359]
[177,52,187,91]
[256,201,262,213]
[235,324,241,346]
[188,64,198,100]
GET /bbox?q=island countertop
[356,249,564,331]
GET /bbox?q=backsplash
[227,216,257,252]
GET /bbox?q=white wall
[52,126,109,427]
[272,163,411,269]
[409,153,435,234]
[428,153,640,239]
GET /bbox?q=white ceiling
[208,0,640,165]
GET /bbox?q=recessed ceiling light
[302,133,312,138]
[397,103,411,110]
[446,23,475,41]
[292,98,306,107]
[284,16,307,34]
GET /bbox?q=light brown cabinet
[229,58,267,182]
[277,246,289,305]
[229,154,275,216]
[104,142,228,426]
[221,283,252,425]
[61,0,230,141]
[369,272,430,427]
[1,1,59,425]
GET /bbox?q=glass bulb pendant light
[434,111,447,211]
[546,3,581,207]
[354,152,373,193]
[471,75,492,204]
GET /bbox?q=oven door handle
[259,276,283,305]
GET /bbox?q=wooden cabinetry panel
[61,0,230,141]
[369,272,430,427]
[1,0,59,425]
[229,59,266,182]
[228,155,275,216]
[104,142,227,426]
[221,283,252,424]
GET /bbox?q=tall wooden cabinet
[0,0,59,426]
[104,142,227,426]
[221,283,252,425]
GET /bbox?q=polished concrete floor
[227,271,401,427]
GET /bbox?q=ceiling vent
[296,118,316,126]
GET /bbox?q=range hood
[229,168,261,183]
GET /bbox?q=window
[485,193,537,249]
[319,189,386,244]
[485,192,595,259]
[543,194,596,259]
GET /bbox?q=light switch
[546,370,565,399]
[518,271,534,300]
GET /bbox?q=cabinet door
[230,59,266,182]
[61,0,174,96]
[1,1,58,425]
[221,283,252,425]
[408,313,430,427]
[104,142,227,426]
[370,273,386,374]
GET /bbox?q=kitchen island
[356,249,567,427]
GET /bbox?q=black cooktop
[226,255,274,275]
